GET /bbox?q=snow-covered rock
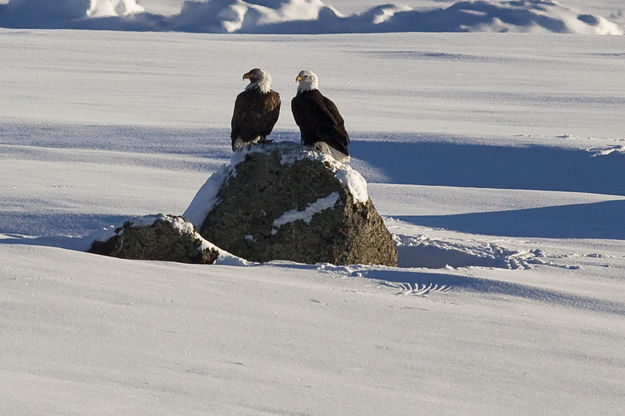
[89,214,248,265]
[186,142,397,266]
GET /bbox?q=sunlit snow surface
[1,27,625,416]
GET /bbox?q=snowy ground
[1,16,625,416]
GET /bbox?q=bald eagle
[291,70,349,161]
[231,68,281,151]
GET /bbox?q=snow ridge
[0,0,621,34]
[1,0,144,23]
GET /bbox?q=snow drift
[170,0,337,33]
[0,0,622,34]
[0,0,144,26]
[181,0,623,35]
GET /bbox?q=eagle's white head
[243,68,272,94]
[296,70,319,94]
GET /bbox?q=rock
[185,142,398,266]
[89,214,221,264]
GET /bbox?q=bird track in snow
[381,281,452,297]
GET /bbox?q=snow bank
[0,0,144,26]
[170,0,337,33]
[88,0,145,17]
[0,0,621,34]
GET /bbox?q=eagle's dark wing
[231,91,250,143]
[231,90,281,150]
[291,90,349,156]
[263,90,281,137]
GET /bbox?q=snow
[273,191,340,227]
[0,0,623,34]
[119,213,192,232]
[94,213,203,244]
[1,17,625,416]
[335,165,368,203]
[1,0,144,24]
[183,164,230,227]
[134,0,625,26]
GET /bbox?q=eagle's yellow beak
[296,75,302,82]
[243,72,251,81]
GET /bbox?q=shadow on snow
[358,268,625,316]
[350,139,625,196]
[0,212,128,251]
[395,200,625,240]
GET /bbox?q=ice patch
[273,192,340,228]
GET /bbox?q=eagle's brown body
[231,89,281,150]
[231,68,281,151]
